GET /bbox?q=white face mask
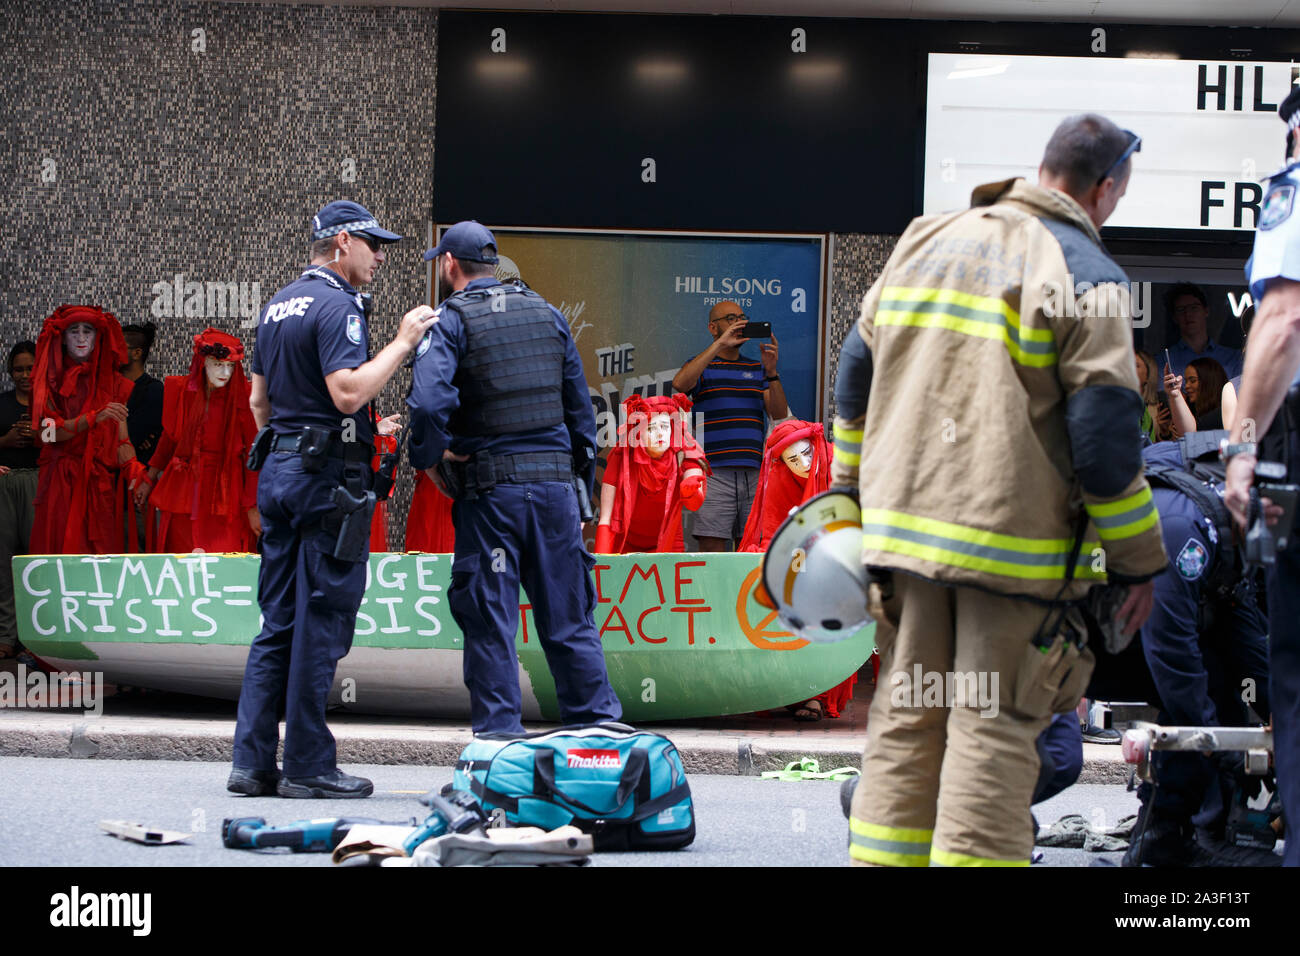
[645,413,673,459]
[780,439,813,479]
[205,357,235,389]
[63,323,96,363]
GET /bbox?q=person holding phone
[1161,350,1197,439]
[672,301,787,551]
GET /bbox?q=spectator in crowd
[30,305,144,554]
[136,329,259,553]
[672,301,787,551]
[0,341,38,659]
[1135,349,1161,444]
[1184,357,1229,431]
[1164,283,1244,382]
[1219,306,1253,431]
[1164,357,1229,436]
[1162,361,1196,439]
[120,323,164,467]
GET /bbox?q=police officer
[1225,84,1300,867]
[1090,435,1272,866]
[407,221,621,736]
[228,200,436,798]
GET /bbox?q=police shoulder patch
[346,314,363,345]
[416,330,432,357]
[1260,183,1295,231]
[1175,538,1208,580]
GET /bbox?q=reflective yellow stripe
[850,818,933,843]
[849,818,932,867]
[930,848,1030,867]
[860,508,1106,582]
[1088,486,1153,517]
[850,843,931,866]
[834,447,861,466]
[833,423,864,443]
[1086,487,1159,542]
[877,285,1057,369]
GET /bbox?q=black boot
[1122,805,1194,867]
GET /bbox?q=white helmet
[757,490,871,644]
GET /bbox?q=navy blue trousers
[1270,544,1300,866]
[449,481,622,735]
[1033,712,1084,805]
[232,453,369,778]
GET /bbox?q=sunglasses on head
[1097,130,1141,186]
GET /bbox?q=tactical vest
[1144,430,1240,598]
[445,283,567,437]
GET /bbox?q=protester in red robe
[595,393,708,554]
[138,329,259,553]
[740,418,856,720]
[30,305,145,554]
[370,413,402,552]
[405,468,456,553]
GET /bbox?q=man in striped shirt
[673,301,787,551]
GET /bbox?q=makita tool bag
[453,722,695,851]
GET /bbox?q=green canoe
[13,552,873,721]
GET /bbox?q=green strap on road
[759,758,861,781]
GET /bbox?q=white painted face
[205,357,235,389]
[63,323,96,363]
[645,413,673,458]
[780,439,813,479]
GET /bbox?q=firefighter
[833,114,1168,866]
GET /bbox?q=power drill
[401,788,489,855]
[221,816,404,853]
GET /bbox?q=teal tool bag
[453,723,695,851]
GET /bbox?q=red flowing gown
[30,372,137,554]
[149,376,258,553]
[740,421,858,718]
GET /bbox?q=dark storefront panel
[435,11,1300,235]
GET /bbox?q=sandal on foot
[793,699,823,722]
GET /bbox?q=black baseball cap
[423,221,499,263]
[311,200,403,243]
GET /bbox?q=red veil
[150,329,258,552]
[29,305,139,553]
[738,418,832,553]
[601,393,708,553]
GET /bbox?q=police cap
[423,221,500,263]
[311,200,403,243]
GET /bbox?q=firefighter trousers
[849,573,1074,866]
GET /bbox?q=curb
[0,713,1132,782]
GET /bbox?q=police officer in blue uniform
[407,221,621,736]
[1227,85,1300,868]
[1225,84,1300,867]
[1088,436,1272,865]
[228,200,437,798]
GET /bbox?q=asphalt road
[0,756,1144,867]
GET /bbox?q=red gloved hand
[680,471,706,511]
[594,524,616,554]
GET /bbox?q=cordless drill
[222,816,401,853]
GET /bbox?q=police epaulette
[1261,158,1300,183]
